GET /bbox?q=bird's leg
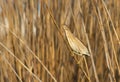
[73,55,82,64]
[72,53,83,64]
[77,55,84,64]
[73,55,79,63]
[71,53,74,57]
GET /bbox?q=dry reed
[0,0,120,82]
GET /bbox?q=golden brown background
[0,0,120,82]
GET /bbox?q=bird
[63,25,90,56]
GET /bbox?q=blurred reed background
[0,0,120,82]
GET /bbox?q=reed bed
[0,0,120,82]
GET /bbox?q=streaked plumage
[63,25,90,56]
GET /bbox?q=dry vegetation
[0,0,120,82]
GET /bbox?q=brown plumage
[63,25,90,56]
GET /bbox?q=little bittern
[63,25,90,56]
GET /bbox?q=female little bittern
[63,25,90,56]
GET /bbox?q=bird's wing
[66,31,80,53]
[74,36,90,56]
